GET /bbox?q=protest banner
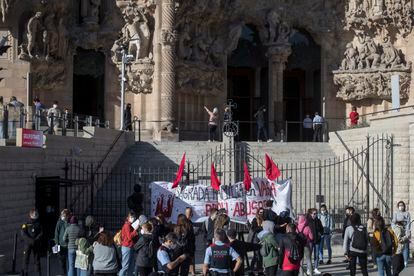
[150,178,293,223]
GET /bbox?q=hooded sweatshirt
[297,215,313,247]
[258,221,279,268]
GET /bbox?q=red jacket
[121,221,138,248]
[349,111,359,125]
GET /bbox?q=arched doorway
[284,30,321,141]
[227,24,268,141]
[73,48,105,119]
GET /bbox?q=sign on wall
[16,128,43,148]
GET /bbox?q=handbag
[75,250,89,270]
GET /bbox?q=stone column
[160,0,177,133]
[267,45,291,139]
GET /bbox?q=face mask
[399,206,405,211]
[140,229,145,235]
[128,217,135,223]
[53,104,58,108]
[61,216,66,221]
[321,210,326,215]
[31,214,39,220]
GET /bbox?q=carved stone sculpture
[27,12,43,59]
[126,62,154,94]
[381,39,403,68]
[1,0,9,22]
[57,18,68,59]
[264,10,292,45]
[89,0,101,24]
[341,43,358,70]
[44,13,59,60]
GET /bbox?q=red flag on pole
[265,153,281,181]
[211,163,221,191]
[172,153,186,189]
[243,161,252,191]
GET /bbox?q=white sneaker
[306,270,312,276]
[314,268,322,275]
[257,139,261,143]
[207,140,211,142]
[267,139,273,143]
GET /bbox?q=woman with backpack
[367,208,382,268]
[173,214,195,276]
[257,220,279,276]
[371,217,398,276]
[249,208,264,274]
[392,201,411,267]
[297,214,314,276]
[134,222,156,276]
[279,223,305,276]
[392,221,409,276]
[343,213,369,276]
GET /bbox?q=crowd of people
[20,199,412,276]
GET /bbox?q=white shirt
[313,115,323,125]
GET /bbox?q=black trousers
[209,125,217,141]
[349,251,368,276]
[58,246,68,275]
[264,265,278,276]
[313,124,322,142]
[136,266,153,276]
[257,124,268,141]
[281,270,299,276]
[21,243,41,276]
[393,253,405,276]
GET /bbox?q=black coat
[230,239,261,276]
[308,217,324,244]
[134,234,156,268]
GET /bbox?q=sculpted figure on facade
[1,0,10,22]
[358,36,381,69]
[264,10,292,45]
[89,0,101,24]
[123,12,152,62]
[341,43,359,70]
[57,18,68,59]
[27,12,43,59]
[44,13,59,60]
[178,19,192,60]
[381,38,403,68]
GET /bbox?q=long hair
[255,208,264,226]
[214,213,230,230]
[374,216,386,231]
[174,214,191,235]
[97,231,114,247]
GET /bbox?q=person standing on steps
[254,105,272,143]
[124,103,133,131]
[312,112,324,142]
[303,114,313,142]
[349,106,359,127]
[204,106,219,142]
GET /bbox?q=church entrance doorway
[227,24,267,141]
[73,48,105,120]
[284,31,321,141]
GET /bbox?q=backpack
[287,236,303,263]
[113,230,122,246]
[380,229,393,255]
[351,226,368,251]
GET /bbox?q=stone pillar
[267,45,291,139]
[160,0,177,134]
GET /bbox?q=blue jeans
[403,243,409,265]
[313,243,320,269]
[79,269,88,276]
[68,249,78,276]
[319,234,332,261]
[119,246,135,276]
[376,255,392,276]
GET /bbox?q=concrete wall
[0,128,134,271]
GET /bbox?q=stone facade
[1,1,414,139]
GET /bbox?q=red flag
[243,161,252,191]
[172,153,186,189]
[265,153,281,181]
[211,163,221,191]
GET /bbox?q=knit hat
[70,216,78,224]
[262,220,275,234]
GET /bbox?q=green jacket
[260,232,279,267]
[54,219,68,247]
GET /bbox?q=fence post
[390,135,394,216]
[48,115,54,134]
[74,116,79,137]
[366,136,370,218]
[64,159,69,208]
[62,114,67,136]
[9,232,17,274]
[90,163,94,215]
[138,119,141,142]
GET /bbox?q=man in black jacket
[227,229,261,276]
[307,208,324,275]
[202,208,218,246]
[21,209,43,276]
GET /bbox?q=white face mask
[61,216,66,221]
[399,206,405,211]
[140,229,145,235]
[321,210,327,215]
[53,104,58,108]
[128,217,135,223]
[31,213,39,220]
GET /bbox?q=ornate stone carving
[263,10,292,45]
[26,12,43,59]
[334,0,413,102]
[1,0,11,22]
[126,61,154,94]
[333,69,411,101]
[112,0,156,94]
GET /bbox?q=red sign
[16,128,43,148]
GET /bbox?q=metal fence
[0,105,109,139]
[63,135,393,232]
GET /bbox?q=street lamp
[120,48,134,130]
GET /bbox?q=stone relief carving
[1,0,11,22]
[263,10,292,45]
[112,0,156,94]
[334,0,413,102]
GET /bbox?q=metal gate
[63,135,393,231]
